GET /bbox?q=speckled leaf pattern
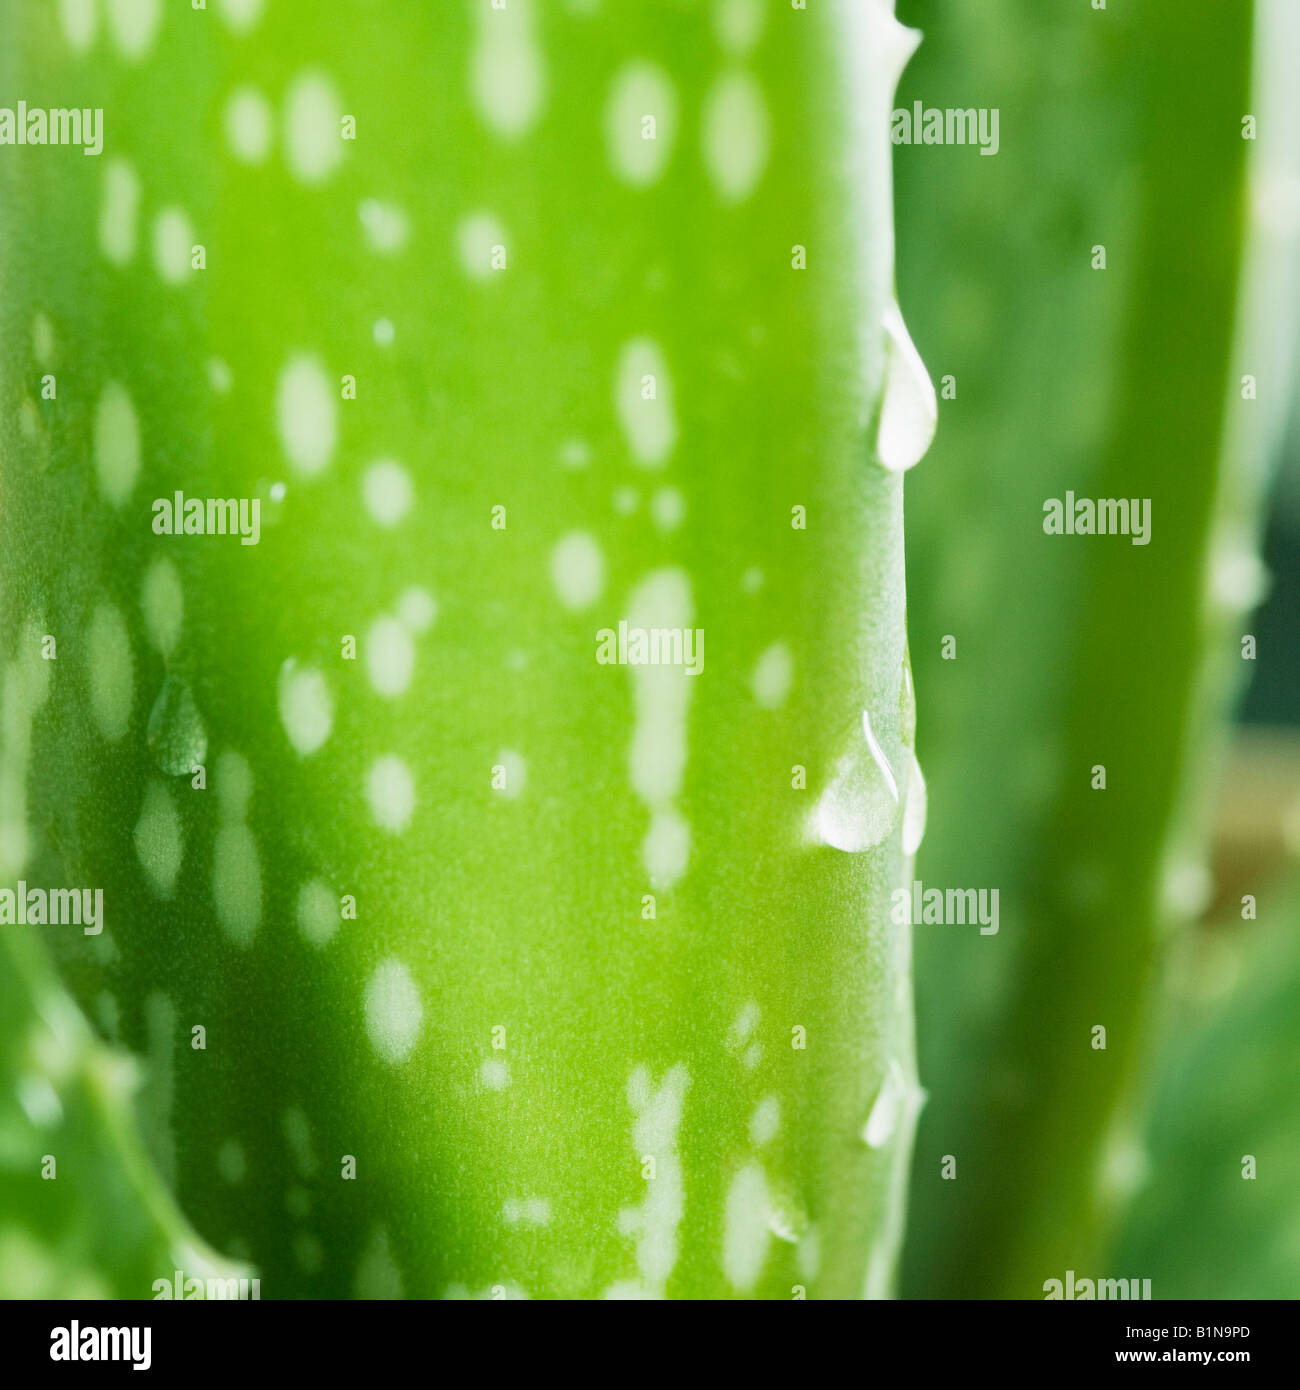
[1,1,931,1298]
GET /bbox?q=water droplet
[902,752,927,856]
[862,1058,907,1149]
[147,675,207,776]
[876,301,937,472]
[899,652,917,747]
[810,710,901,852]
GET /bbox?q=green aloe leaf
[0,902,248,1299]
[2,0,931,1298]
[896,0,1297,1297]
[1109,872,1300,1299]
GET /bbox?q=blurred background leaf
[1109,875,1300,1298]
[895,0,1300,1297]
[0,925,249,1298]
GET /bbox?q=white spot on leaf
[457,211,508,280]
[140,557,183,658]
[278,659,333,756]
[550,531,605,611]
[152,207,193,285]
[396,587,437,633]
[365,617,415,698]
[106,0,162,62]
[133,781,182,899]
[364,960,423,1066]
[99,158,140,266]
[470,0,545,140]
[283,71,345,185]
[58,0,97,51]
[751,641,793,710]
[224,86,273,164]
[615,338,677,468]
[723,1163,771,1291]
[358,199,410,254]
[276,354,336,477]
[701,71,769,204]
[213,824,261,947]
[93,381,140,505]
[362,459,414,526]
[296,878,338,948]
[86,602,134,742]
[606,62,677,186]
[366,755,415,832]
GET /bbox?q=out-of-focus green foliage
[0,924,247,1298]
[1110,874,1300,1298]
[895,0,1292,1297]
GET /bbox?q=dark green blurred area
[895,0,1299,1298]
[1242,436,1300,726]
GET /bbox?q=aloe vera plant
[0,919,248,1299]
[1,0,935,1298]
[896,0,1297,1297]
[1112,874,1300,1299]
